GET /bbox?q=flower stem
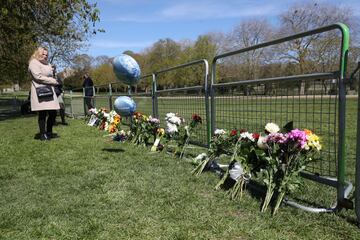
[214,168,229,190]
[261,186,274,213]
[191,157,210,176]
[272,191,286,215]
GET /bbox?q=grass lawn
[0,115,359,239]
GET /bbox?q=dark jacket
[54,78,63,96]
[82,77,94,96]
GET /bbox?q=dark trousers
[85,96,94,109]
[38,110,57,134]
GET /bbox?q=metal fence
[211,23,351,212]
[153,60,210,146]
[60,23,359,215]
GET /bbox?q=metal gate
[210,23,351,211]
[153,59,210,146]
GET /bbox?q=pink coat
[29,59,60,111]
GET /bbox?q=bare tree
[277,2,358,94]
[224,19,274,86]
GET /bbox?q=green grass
[0,115,359,239]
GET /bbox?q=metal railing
[61,23,360,217]
[210,23,350,212]
[153,59,210,146]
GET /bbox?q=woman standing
[28,47,60,141]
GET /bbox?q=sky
[85,0,359,58]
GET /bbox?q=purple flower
[266,133,287,144]
[286,129,307,149]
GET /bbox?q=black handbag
[32,82,54,98]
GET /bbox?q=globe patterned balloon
[114,96,136,116]
[112,54,141,86]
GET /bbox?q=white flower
[195,153,207,161]
[168,116,182,125]
[257,136,268,149]
[214,129,226,135]
[103,112,110,119]
[265,123,280,134]
[165,112,176,119]
[240,132,255,142]
[89,108,97,114]
[166,123,178,133]
[119,130,125,135]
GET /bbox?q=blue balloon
[112,54,141,86]
[114,96,136,116]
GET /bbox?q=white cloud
[109,0,281,22]
[161,2,278,20]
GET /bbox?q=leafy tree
[143,38,182,89]
[90,63,116,86]
[0,0,102,85]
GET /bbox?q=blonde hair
[29,47,48,63]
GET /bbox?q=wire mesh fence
[212,76,340,178]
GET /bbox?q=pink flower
[286,129,307,149]
[266,133,287,144]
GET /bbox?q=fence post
[210,59,217,136]
[152,73,158,118]
[109,83,113,110]
[337,23,350,206]
[202,60,211,146]
[355,61,360,222]
[70,90,74,118]
[93,86,96,109]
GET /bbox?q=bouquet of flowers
[130,112,159,147]
[87,108,99,126]
[258,123,322,214]
[113,130,130,142]
[178,114,202,158]
[151,127,165,152]
[86,107,110,130]
[192,128,238,176]
[164,112,186,156]
[271,128,321,214]
[215,130,260,200]
[104,110,121,134]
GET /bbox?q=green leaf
[282,121,293,133]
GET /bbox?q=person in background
[82,73,94,110]
[52,65,68,125]
[28,47,60,141]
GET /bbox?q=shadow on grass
[102,148,125,153]
[0,110,36,121]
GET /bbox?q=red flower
[252,133,260,140]
[192,114,202,123]
[230,129,238,136]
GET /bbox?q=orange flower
[108,124,117,133]
[304,129,313,136]
[134,112,142,119]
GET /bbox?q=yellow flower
[157,128,165,137]
[142,115,149,122]
[307,133,319,142]
[307,133,321,151]
[113,115,121,125]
